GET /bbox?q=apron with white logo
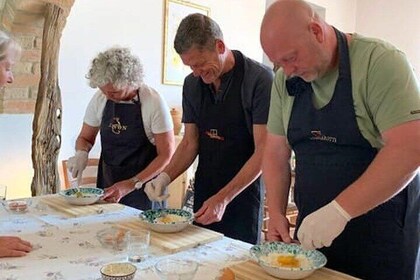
[286,28,419,279]
[194,51,263,244]
[97,92,158,210]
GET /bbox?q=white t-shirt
[83,84,173,145]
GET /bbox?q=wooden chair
[62,158,100,189]
[262,203,270,240]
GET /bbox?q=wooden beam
[31,3,67,196]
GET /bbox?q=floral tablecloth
[0,195,250,280]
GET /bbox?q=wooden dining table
[0,194,359,280]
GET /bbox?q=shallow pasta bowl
[250,241,327,279]
[59,186,104,206]
[139,208,193,233]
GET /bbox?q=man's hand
[0,236,32,258]
[67,150,88,185]
[103,179,134,203]
[144,173,170,202]
[194,194,228,225]
[297,200,351,250]
[267,212,294,243]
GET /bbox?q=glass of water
[0,185,7,201]
[127,229,150,263]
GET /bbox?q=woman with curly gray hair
[67,47,175,210]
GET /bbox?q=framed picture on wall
[162,0,210,86]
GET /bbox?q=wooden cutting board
[41,195,124,217]
[116,219,224,253]
[228,260,360,280]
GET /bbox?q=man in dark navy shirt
[145,13,273,244]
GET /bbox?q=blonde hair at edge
[0,30,21,64]
[86,47,144,90]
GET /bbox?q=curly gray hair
[86,47,144,90]
[0,30,21,62]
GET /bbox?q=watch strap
[130,176,144,190]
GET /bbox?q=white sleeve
[150,93,174,134]
[83,90,107,127]
[139,85,173,144]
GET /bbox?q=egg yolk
[158,216,173,223]
[277,255,300,268]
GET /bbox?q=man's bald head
[263,0,314,31]
[260,0,317,54]
[260,0,334,80]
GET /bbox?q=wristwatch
[130,176,144,190]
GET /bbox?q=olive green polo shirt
[267,33,420,148]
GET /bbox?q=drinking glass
[127,229,150,262]
[0,185,7,201]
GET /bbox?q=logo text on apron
[205,128,225,141]
[108,117,127,134]
[310,130,337,143]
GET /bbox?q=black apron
[194,52,263,244]
[97,92,158,210]
[286,28,420,280]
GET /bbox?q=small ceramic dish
[139,208,193,233]
[100,262,136,280]
[59,187,104,205]
[154,258,198,280]
[2,199,32,214]
[97,228,128,251]
[249,241,327,279]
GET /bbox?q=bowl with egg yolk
[250,241,327,279]
[59,186,103,205]
[139,209,193,233]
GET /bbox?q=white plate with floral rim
[250,241,327,279]
[59,187,104,206]
[139,208,193,233]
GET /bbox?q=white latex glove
[144,172,171,202]
[297,200,351,250]
[66,150,88,185]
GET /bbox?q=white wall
[0,114,33,199]
[355,0,420,77]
